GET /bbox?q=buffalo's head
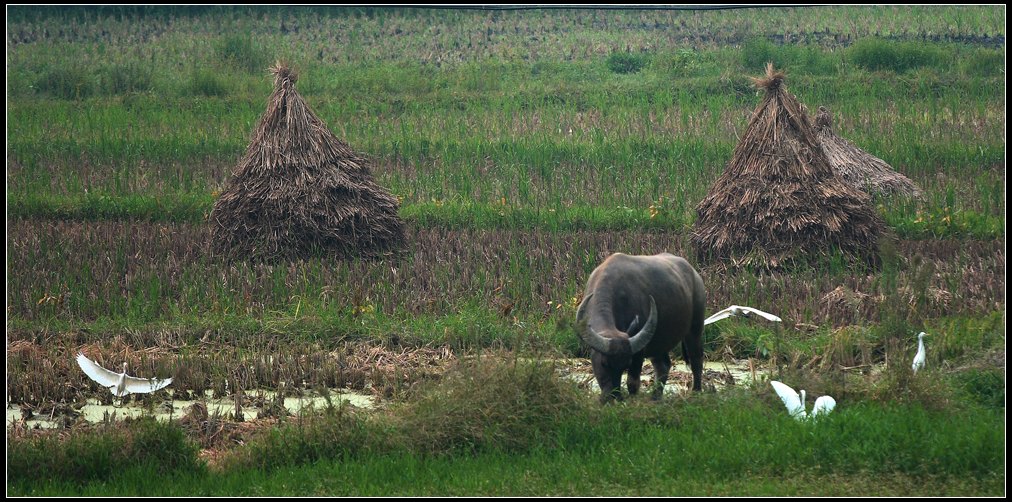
[575,293,658,370]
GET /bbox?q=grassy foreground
[7,357,1006,496]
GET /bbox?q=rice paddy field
[5,5,1006,496]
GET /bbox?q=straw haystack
[210,63,404,261]
[692,64,884,269]
[815,106,923,199]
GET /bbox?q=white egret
[705,305,782,325]
[770,380,836,422]
[912,331,929,374]
[76,353,173,399]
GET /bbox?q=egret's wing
[123,376,173,394]
[770,381,805,418]
[708,306,736,318]
[704,310,735,325]
[76,353,121,388]
[912,355,924,373]
[738,307,782,322]
[812,395,836,419]
[912,336,927,371]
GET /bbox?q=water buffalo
[576,253,706,402]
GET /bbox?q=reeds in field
[7,219,1004,334]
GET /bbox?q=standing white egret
[76,353,173,399]
[705,305,782,325]
[770,380,836,422]
[912,332,929,374]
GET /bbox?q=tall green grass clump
[954,368,1005,410]
[847,37,946,73]
[959,48,1004,77]
[215,34,270,74]
[390,356,592,455]
[184,68,229,97]
[7,419,203,490]
[97,62,154,95]
[34,63,95,99]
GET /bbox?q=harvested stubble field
[5,5,1006,496]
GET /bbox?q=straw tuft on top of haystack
[815,106,923,199]
[692,64,885,270]
[209,62,405,261]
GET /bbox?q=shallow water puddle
[560,359,770,395]
[6,388,376,430]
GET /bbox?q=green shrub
[607,51,648,74]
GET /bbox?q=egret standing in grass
[76,353,173,404]
[704,305,782,325]
[770,380,836,422]
[912,332,929,374]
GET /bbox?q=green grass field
[5,5,1006,496]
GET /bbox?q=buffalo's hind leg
[649,353,672,400]
[684,332,704,393]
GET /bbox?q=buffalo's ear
[627,296,657,354]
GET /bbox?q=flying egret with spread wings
[770,380,836,422]
[705,305,782,325]
[76,353,173,398]
[912,332,929,374]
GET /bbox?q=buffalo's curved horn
[576,293,614,354]
[627,296,658,354]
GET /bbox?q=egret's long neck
[800,390,806,410]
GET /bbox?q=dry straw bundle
[210,62,404,261]
[815,106,923,199]
[692,64,884,269]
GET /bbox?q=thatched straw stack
[210,63,405,261]
[692,64,884,269]
[815,106,923,199]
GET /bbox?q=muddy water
[7,359,770,429]
[6,389,376,430]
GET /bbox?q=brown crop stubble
[8,219,1003,327]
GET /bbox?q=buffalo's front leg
[626,355,645,396]
[650,353,672,400]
